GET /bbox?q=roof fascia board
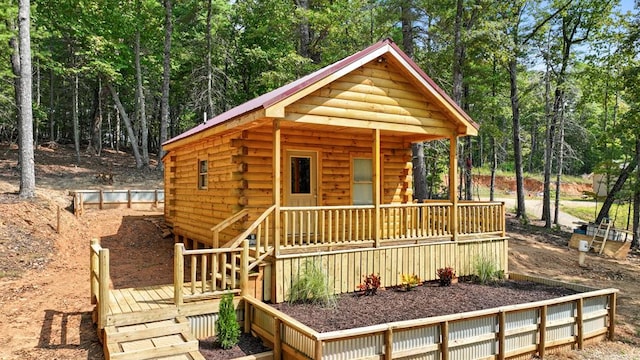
[163,109,269,151]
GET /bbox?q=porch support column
[273,119,281,256]
[373,129,381,247]
[449,135,458,241]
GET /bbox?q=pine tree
[215,293,240,349]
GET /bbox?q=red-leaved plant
[358,273,381,296]
[436,267,456,287]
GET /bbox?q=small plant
[473,256,502,284]
[436,266,456,287]
[358,273,381,296]
[215,293,240,349]
[288,259,336,307]
[399,273,420,291]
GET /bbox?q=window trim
[351,156,373,205]
[198,159,208,190]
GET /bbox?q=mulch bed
[199,333,270,359]
[271,279,578,332]
[199,279,578,359]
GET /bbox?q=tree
[158,0,172,171]
[17,0,35,198]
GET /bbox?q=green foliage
[288,260,336,307]
[472,256,502,285]
[215,293,240,350]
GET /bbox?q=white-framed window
[198,159,208,189]
[352,158,373,205]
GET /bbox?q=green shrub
[288,259,336,308]
[473,256,502,284]
[215,293,240,349]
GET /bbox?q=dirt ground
[0,143,639,359]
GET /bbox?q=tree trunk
[108,83,144,169]
[596,157,638,225]
[553,102,565,225]
[49,67,55,142]
[400,1,414,58]
[205,0,214,117]
[412,143,427,201]
[158,0,173,171]
[72,73,80,164]
[135,20,149,166]
[90,81,103,156]
[633,137,640,249]
[296,0,311,59]
[490,136,497,202]
[509,58,527,221]
[17,0,35,198]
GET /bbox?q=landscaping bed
[272,279,578,332]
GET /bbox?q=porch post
[273,119,281,256]
[449,136,458,241]
[373,129,381,247]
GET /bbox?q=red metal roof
[164,38,478,146]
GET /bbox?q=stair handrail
[220,205,276,250]
[211,209,249,247]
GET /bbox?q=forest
[2,0,640,233]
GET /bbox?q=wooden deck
[105,283,233,328]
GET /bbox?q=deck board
[108,282,225,318]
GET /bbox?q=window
[353,158,372,205]
[290,156,311,194]
[198,160,208,189]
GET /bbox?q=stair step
[105,317,201,360]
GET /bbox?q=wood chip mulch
[271,280,578,332]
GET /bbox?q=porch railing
[280,205,375,248]
[173,241,249,305]
[457,201,506,237]
[278,201,504,250]
[380,202,452,241]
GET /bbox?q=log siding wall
[168,130,246,245]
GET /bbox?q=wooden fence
[72,189,164,215]
[270,238,508,303]
[244,274,617,360]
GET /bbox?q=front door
[285,151,317,207]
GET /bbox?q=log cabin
[162,38,507,303]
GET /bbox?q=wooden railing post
[576,298,584,350]
[441,320,449,360]
[449,136,458,241]
[98,248,109,330]
[498,311,506,360]
[274,317,282,360]
[90,239,99,304]
[315,338,323,360]
[174,243,184,305]
[241,240,249,296]
[538,305,547,358]
[608,292,617,340]
[373,129,381,247]
[384,328,393,360]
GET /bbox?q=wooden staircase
[104,317,204,360]
[589,218,614,255]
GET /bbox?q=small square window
[198,160,208,189]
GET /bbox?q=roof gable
[164,39,478,148]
